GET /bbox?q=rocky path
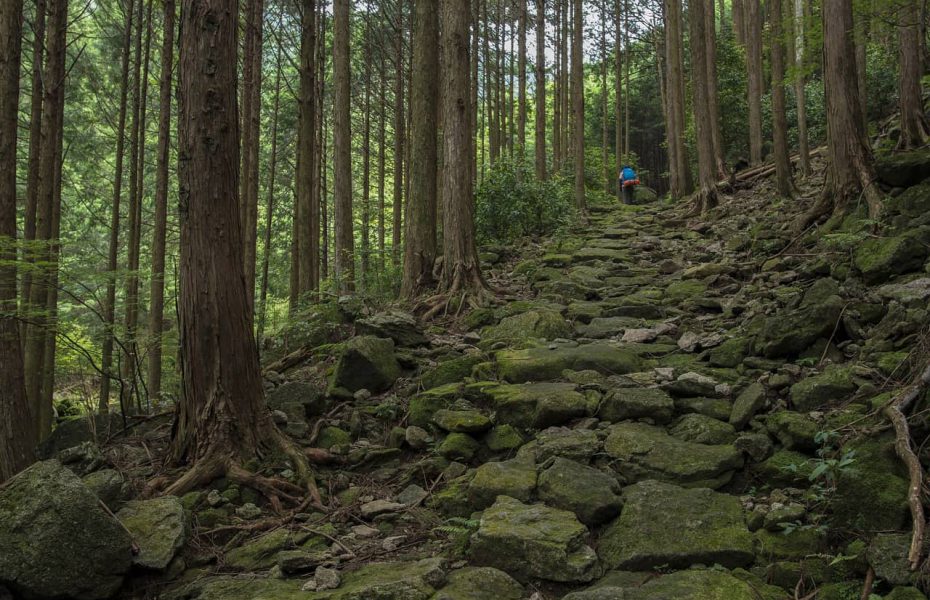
[4,162,930,600]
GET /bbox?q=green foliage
[475,159,577,244]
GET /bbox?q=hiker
[619,165,640,205]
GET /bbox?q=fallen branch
[859,566,874,600]
[882,363,930,570]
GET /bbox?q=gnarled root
[883,363,930,571]
[420,259,494,321]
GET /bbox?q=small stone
[622,328,657,343]
[354,389,372,402]
[443,461,469,480]
[396,484,429,507]
[351,525,379,538]
[432,409,493,433]
[206,489,225,507]
[314,566,341,591]
[730,383,766,429]
[382,536,406,551]
[271,410,288,425]
[360,500,405,519]
[405,426,431,449]
[235,503,262,519]
[678,332,702,352]
[764,503,806,531]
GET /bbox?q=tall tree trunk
[0,0,34,482]
[535,0,547,180]
[121,0,151,412]
[392,0,405,267]
[99,0,134,413]
[601,2,610,191]
[733,0,745,44]
[665,0,690,197]
[333,0,354,292]
[518,0,527,158]
[40,119,63,421]
[552,0,562,172]
[24,0,66,440]
[167,0,314,499]
[787,0,811,175]
[746,0,764,164]
[795,0,881,230]
[615,0,623,201]
[623,0,630,157]
[240,0,264,318]
[688,0,719,214]
[854,2,869,128]
[313,2,326,283]
[560,0,569,162]
[896,0,929,148]
[361,13,372,287]
[378,41,387,268]
[20,0,46,327]
[401,0,439,299]
[437,0,488,302]
[296,0,317,299]
[771,0,794,196]
[571,0,585,210]
[704,0,726,177]
[257,12,281,340]
[147,0,175,404]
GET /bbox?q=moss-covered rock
[537,457,622,526]
[437,433,481,462]
[597,387,675,424]
[469,496,598,583]
[729,383,766,429]
[528,427,602,463]
[427,473,475,518]
[329,336,401,393]
[789,366,858,412]
[496,343,642,383]
[432,410,492,434]
[0,460,133,600]
[578,316,643,339]
[855,232,929,284]
[479,309,572,349]
[431,567,523,600]
[765,411,819,451]
[753,529,827,561]
[866,533,916,586]
[886,181,930,218]
[317,426,351,449]
[669,413,737,445]
[483,425,524,452]
[306,557,446,600]
[468,458,538,509]
[599,480,754,570]
[116,496,189,570]
[885,587,929,600]
[485,383,589,429]
[752,449,815,486]
[603,422,743,488]
[831,435,910,532]
[875,148,930,187]
[709,337,752,368]
[567,568,785,600]
[408,384,464,428]
[676,396,734,421]
[225,528,327,571]
[755,282,845,358]
[420,354,485,390]
[356,310,428,347]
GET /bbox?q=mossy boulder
[468,458,538,509]
[669,413,737,445]
[432,410,492,434]
[755,281,845,358]
[855,232,929,284]
[752,449,815,487]
[598,480,754,570]
[168,576,307,600]
[485,383,589,429]
[469,496,599,583]
[0,460,133,600]
[437,433,481,462]
[116,496,189,570]
[431,567,523,600]
[875,148,930,187]
[356,310,428,347]
[35,413,124,460]
[408,384,463,428]
[709,337,752,368]
[578,316,643,339]
[765,411,818,451]
[754,529,827,561]
[307,557,447,600]
[480,309,571,348]
[420,354,485,390]
[597,387,675,424]
[867,533,916,586]
[666,280,708,301]
[886,181,930,218]
[483,425,524,452]
[496,344,642,383]
[537,458,622,526]
[225,528,326,571]
[789,366,857,412]
[831,435,910,532]
[428,474,475,518]
[329,336,401,393]
[603,422,743,488]
[729,383,766,429]
[316,426,351,449]
[529,427,602,463]
[267,381,329,424]
[565,569,784,600]
[885,588,929,600]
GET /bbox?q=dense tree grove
[0,0,927,481]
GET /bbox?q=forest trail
[5,152,930,600]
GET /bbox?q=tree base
[420,258,493,321]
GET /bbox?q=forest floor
[4,149,930,600]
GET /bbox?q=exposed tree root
[882,362,930,571]
[859,566,875,600]
[420,260,494,321]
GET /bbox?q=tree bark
[615,0,623,200]
[378,37,387,269]
[24,0,66,440]
[401,0,439,299]
[854,2,869,128]
[0,0,34,483]
[361,13,372,286]
[535,0,547,180]
[552,0,562,172]
[688,0,719,214]
[704,0,726,178]
[787,0,811,175]
[296,0,317,300]
[437,0,488,302]
[147,0,175,405]
[796,0,881,230]
[746,0,764,165]
[518,0,527,158]
[665,0,690,197]
[571,0,585,210]
[601,2,610,191]
[771,0,794,197]
[240,0,265,318]
[169,0,313,497]
[393,0,405,267]
[99,0,134,413]
[896,0,929,149]
[333,0,354,293]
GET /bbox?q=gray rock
[868,533,916,586]
[83,469,129,509]
[598,388,675,424]
[360,500,405,519]
[36,413,124,460]
[669,413,737,445]
[0,460,133,599]
[598,480,754,570]
[431,567,523,600]
[267,382,329,422]
[468,458,538,509]
[116,496,189,570]
[329,336,402,393]
[469,496,598,583]
[356,310,428,347]
[537,458,622,526]
[729,383,766,429]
